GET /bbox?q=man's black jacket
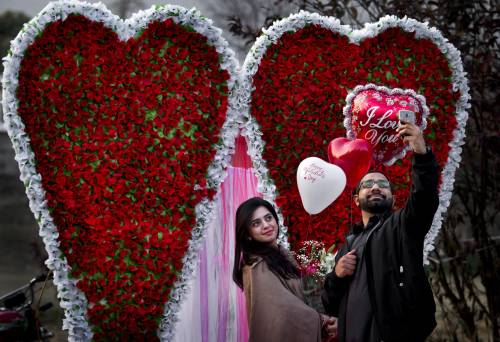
[322,151,439,342]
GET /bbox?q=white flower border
[343,83,430,166]
[1,1,240,340]
[240,11,470,264]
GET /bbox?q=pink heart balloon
[327,138,372,188]
[344,84,429,165]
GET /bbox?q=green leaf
[134,28,145,39]
[40,67,52,81]
[145,109,157,122]
[125,193,137,202]
[327,244,336,254]
[74,53,83,67]
[89,159,101,171]
[124,254,134,266]
[89,272,103,280]
[181,24,196,33]
[403,57,412,68]
[166,126,178,139]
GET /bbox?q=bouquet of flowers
[294,240,336,310]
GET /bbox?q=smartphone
[398,110,416,124]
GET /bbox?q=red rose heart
[344,85,428,165]
[11,11,231,340]
[327,138,372,188]
[245,16,465,251]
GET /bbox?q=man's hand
[334,249,357,278]
[396,121,426,154]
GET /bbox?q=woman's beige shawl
[243,257,322,342]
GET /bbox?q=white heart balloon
[296,157,347,215]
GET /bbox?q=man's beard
[359,195,393,214]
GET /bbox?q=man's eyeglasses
[359,179,390,189]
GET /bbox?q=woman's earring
[247,237,252,241]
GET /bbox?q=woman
[233,197,336,341]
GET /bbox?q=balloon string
[305,214,312,242]
[350,190,354,232]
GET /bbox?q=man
[322,120,439,341]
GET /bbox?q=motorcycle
[0,273,54,341]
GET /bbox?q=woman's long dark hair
[232,197,300,289]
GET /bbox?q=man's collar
[352,221,364,235]
[351,210,392,234]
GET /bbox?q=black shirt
[345,216,382,342]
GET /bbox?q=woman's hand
[321,314,338,340]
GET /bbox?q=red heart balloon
[327,138,372,188]
[344,85,429,165]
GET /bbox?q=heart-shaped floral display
[344,84,429,165]
[241,13,469,256]
[3,2,238,340]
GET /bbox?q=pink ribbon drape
[174,136,256,341]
